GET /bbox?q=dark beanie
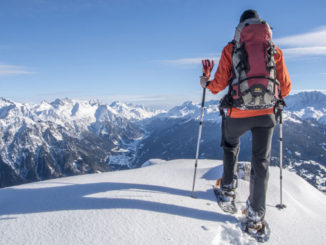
[240,9,259,23]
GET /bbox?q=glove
[200,76,210,88]
[202,59,215,78]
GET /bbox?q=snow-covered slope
[0,98,161,187]
[284,91,326,125]
[157,101,221,121]
[0,159,325,245]
[110,101,165,121]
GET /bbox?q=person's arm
[207,43,234,94]
[274,46,292,98]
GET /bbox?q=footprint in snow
[212,222,256,245]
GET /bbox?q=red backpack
[223,18,280,110]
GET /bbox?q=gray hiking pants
[221,114,276,217]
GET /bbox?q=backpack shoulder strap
[229,40,236,45]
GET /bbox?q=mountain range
[0,91,325,192]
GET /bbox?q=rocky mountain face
[0,98,158,187]
[0,91,325,193]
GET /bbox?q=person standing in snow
[200,9,292,235]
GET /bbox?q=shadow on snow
[0,165,235,223]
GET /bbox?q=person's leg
[221,117,250,189]
[248,114,276,219]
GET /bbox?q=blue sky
[0,0,326,108]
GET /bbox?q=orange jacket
[207,42,292,118]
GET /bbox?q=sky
[0,0,326,108]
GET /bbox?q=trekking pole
[191,86,206,198]
[191,59,213,198]
[276,103,286,209]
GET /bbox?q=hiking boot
[246,220,266,235]
[243,200,265,234]
[218,189,236,202]
[241,207,271,242]
[214,178,236,203]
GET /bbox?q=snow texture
[0,159,325,245]
[0,97,161,170]
[155,91,326,125]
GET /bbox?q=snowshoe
[240,206,271,243]
[213,178,237,214]
[240,218,271,243]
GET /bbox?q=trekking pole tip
[276,204,286,210]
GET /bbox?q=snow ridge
[0,159,325,245]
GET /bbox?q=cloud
[0,64,34,76]
[275,27,326,57]
[167,27,326,62]
[282,46,326,56]
[163,56,220,65]
[275,26,326,47]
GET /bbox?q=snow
[0,159,325,245]
[158,91,326,125]
[283,112,302,124]
[110,101,164,121]
[294,151,301,157]
[284,91,326,125]
[0,98,160,169]
[159,101,221,122]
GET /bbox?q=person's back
[200,9,292,240]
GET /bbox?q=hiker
[200,9,292,236]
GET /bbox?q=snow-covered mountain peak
[109,100,164,121]
[284,91,326,124]
[286,91,326,110]
[109,101,125,107]
[161,100,220,121]
[0,98,17,118]
[181,100,197,107]
[22,98,162,124]
[0,98,162,136]
[29,99,96,126]
[165,101,199,118]
[0,97,15,107]
[50,98,74,108]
